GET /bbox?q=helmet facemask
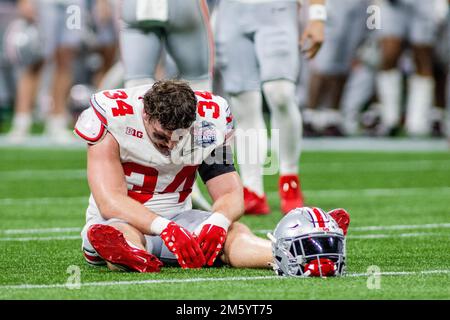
[269,207,348,278]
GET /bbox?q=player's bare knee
[227,221,252,237]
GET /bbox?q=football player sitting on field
[74,79,351,273]
[74,79,276,271]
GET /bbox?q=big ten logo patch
[126,127,144,139]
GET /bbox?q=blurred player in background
[446,0,450,146]
[88,0,119,88]
[0,0,17,128]
[303,0,369,136]
[118,0,214,211]
[214,0,326,215]
[119,0,212,90]
[376,0,441,137]
[6,0,87,143]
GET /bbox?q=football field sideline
[1,269,449,291]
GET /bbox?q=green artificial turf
[0,149,449,299]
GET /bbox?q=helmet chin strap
[267,233,277,243]
[303,258,336,277]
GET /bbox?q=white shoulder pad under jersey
[73,85,151,145]
[73,107,107,145]
[172,91,234,165]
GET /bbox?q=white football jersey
[74,84,233,217]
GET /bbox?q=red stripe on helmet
[312,207,325,228]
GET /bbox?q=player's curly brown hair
[143,79,197,131]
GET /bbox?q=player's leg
[215,0,269,214]
[221,222,272,268]
[7,61,43,142]
[90,0,119,88]
[165,0,213,91]
[83,218,162,273]
[40,1,84,142]
[304,0,353,136]
[256,1,303,213]
[230,90,269,215]
[376,1,407,136]
[120,25,163,88]
[141,210,273,268]
[404,2,437,136]
[164,0,214,211]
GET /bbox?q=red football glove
[194,213,231,266]
[160,222,205,269]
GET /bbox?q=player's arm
[87,132,161,233]
[206,171,244,223]
[87,132,205,268]
[193,145,243,265]
[300,0,326,59]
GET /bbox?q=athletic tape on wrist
[309,4,327,21]
[149,216,171,235]
[209,212,232,230]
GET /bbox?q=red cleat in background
[243,187,270,215]
[279,175,304,215]
[87,224,163,273]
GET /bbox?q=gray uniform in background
[36,0,87,58]
[446,14,450,139]
[119,0,212,84]
[311,0,369,75]
[215,0,299,94]
[378,0,438,45]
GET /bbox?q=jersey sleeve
[198,144,236,183]
[73,107,107,145]
[194,92,234,147]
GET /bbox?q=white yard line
[346,232,445,239]
[255,222,450,235]
[300,160,450,173]
[351,223,450,231]
[0,235,81,242]
[1,222,450,237]
[268,187,450,199]
[0,227,82,235]
[0,196,88,206]
[0,169,86,180]
[0,269,449,290]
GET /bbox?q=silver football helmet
[269,207,347,277]
[3,19,43,66]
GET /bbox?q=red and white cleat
[279,175,304,215]
[328,208,350,236]
[243,187,270,215]
[87,224,163,273]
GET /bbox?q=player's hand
[161,222,205,268]
[300,20,325,59]
[194,213,231,266]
